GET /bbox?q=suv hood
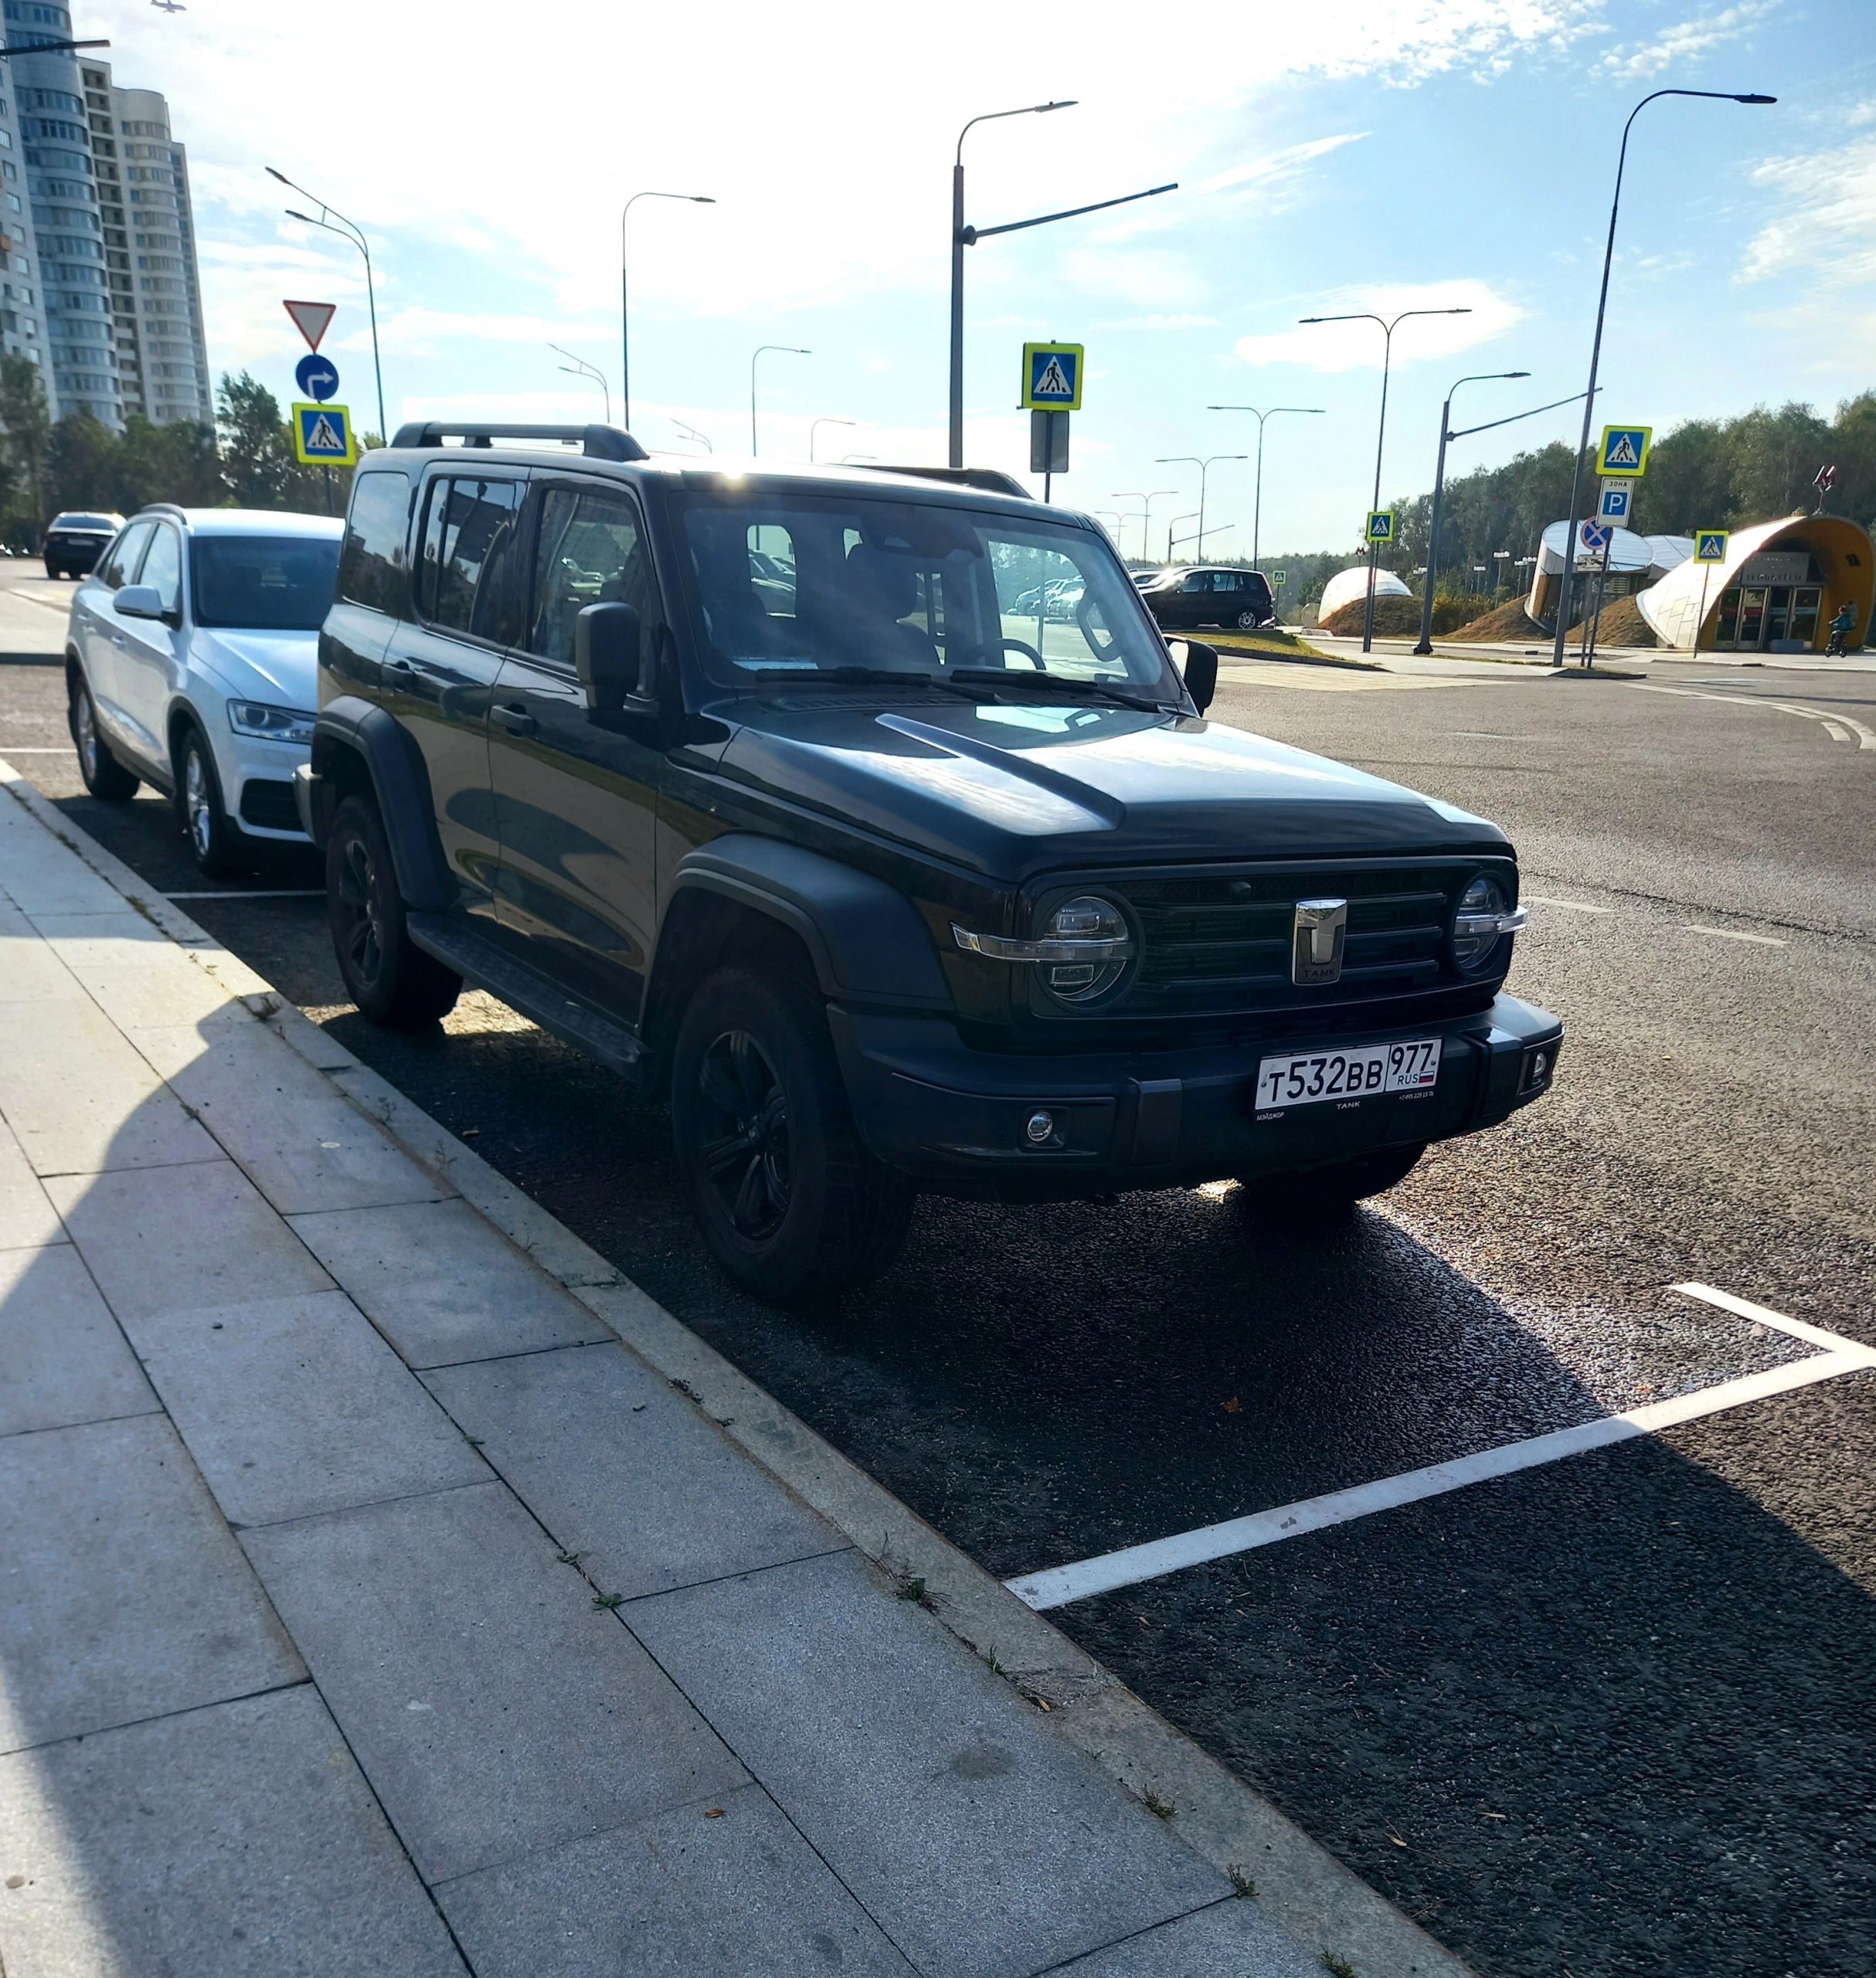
[719,696,1508,880]
[192,628,319,709]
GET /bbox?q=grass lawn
[1205,625,1375,668]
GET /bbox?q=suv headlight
[1451,872,1529,972]
[227,700,315,746]
[952,892,1136,1003]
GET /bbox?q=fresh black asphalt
[4,600,1871,1978]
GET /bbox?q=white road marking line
[1684,924,1786,947]
[1823,721,1854,743]
[0,746,69,753]
[1006,1292,1874,1613]
[162,889,321,901]
[1637,682,1876,750]
[1673,1280,1871,1358]
[1772,700,1876,749]
[1524,894,1613,914]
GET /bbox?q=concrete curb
[0,755,1475,1978]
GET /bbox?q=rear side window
[337,470,413,613]
[97,521,155,592]
[417,476,527,645]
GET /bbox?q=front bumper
[828,993,1562,1198]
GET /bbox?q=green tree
[216,369,297,508]
[0,355,51,533]
[46,413,121,518]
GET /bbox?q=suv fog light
[1521,1042,1558,1093]
[1025,1110,1056,1145]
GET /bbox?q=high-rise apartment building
[1,1,210,428]
[0,62,49,388]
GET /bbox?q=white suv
[64,506,342,875]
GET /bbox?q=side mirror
[115,584,167,622]
[575,600,642,713]
[1171,637,1218,715]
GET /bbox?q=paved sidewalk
[0,773,1354,1976]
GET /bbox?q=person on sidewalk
[1826,599,1857,656]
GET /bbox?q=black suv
[43,510,124,579]
[1142,564,1276,632]
[296,424,1559,1298]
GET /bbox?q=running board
[406,913,644,1078]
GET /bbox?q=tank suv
[295,423,1561,1299]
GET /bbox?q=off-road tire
[175,723,245,878]
[69,671,138,800]
[672,964,914,1300]
[1238,1142,1426,1222]
[326,791,461,1028]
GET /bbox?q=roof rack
[388,421,648,462]
[842,463,1032,500]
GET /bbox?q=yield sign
[283,299,337,352]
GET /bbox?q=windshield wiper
[947,668,1176,713]
[781,665,991,699]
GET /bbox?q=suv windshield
[673,488,1180,700]
[189,535,340,631]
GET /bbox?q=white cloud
[1742,138,1876,284]
[1231,280,1527,372]
[1596,2,1771,80]
[1189,133,1369,201]
[1098,313,1222,331]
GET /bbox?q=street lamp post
[1205,407,1325,569]
[1410,369,1529,654]
[1299,308,1472,653]
[750,345,810,456]
[810,416,856,462]
[620,191,714,432]
[1551,87,1775,668]
[950,103,1175,468]
[1493,549,1511,594]
[548,343,610,423]
[1112,489,1177,565]
[1167,510,1200,562]
[270,168,386,443]
[1154,454,1246,562]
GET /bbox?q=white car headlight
[227,700,315,746]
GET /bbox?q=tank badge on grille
[1291,898,1348,985]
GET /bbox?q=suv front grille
[1032,860,1507,1021]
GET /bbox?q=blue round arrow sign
[295,353,340,403]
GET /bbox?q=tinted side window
[417,477,526,644]
[526,484,654,671]
[98,520,155,592]
[337,469,413,613]
[1181,571,1208,593]
[138,523,182,613]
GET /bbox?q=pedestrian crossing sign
[1694,529,1730,563]
[1365,509,1395,545]
[1597,423,1652,478]
[1020,342,1083,411]
[1272,569,1287,586]
[293,400,356,466]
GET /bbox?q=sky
[78,0,1876,563]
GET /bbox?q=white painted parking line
[1684,925,1787,947]
[1525,894,1613,914]
[1007,1291,1874,1613]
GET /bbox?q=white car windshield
[189,536,339,632]
[673,488,1179,699]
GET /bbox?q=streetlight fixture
[1112,489,1177,565]
[1409,369,1528,652]
[1551,87,1775,668]
[1166,510,1201,563]
[270,168,386,444]
[1154,454,1246,562]
[620,190,715,430]
[1493,549,1511,593]
[671,419,713,454]
[810,416,856,462]
[548,343,610,423]
[1299,306,1471,652]
[1205,407,1326,569]
[750,345,810,456]
[950,102,1176,467]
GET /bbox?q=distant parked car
[42,511,124,579]
[63,505,343,876]
[1140,565,1276,632]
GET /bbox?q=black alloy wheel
[693,1028,794,1242]
[325,792,461,1028]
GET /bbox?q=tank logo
[1292,898,1348,986]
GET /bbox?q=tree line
[0,360,379,552]
[1260,391,1876,609]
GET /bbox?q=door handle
[491,702,538,737]
[382,655,416,676]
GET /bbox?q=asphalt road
[5,572,1872,1978]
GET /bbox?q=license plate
[1254,1037,1442,1110]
